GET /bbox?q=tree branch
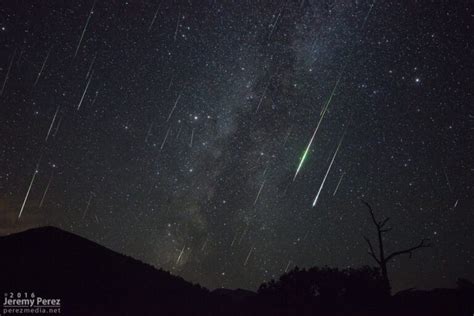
[360,199,379,228]
[385,239,431,262]
[363,235,380,264]
[380,227,393,233]
[379,217,391,228]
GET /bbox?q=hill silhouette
[0,226,211,315]
[0,226,472,315]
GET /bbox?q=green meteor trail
[293,73,343,181]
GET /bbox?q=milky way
[0,1,472,291]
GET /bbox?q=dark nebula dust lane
[0,1,472,291]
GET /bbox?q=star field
[0,0,472,291]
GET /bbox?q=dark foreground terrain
[0,227,472,315]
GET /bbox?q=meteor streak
[34,47,52,86]
[176,245,185,264]
[1,49,16,96]
[18,156,42,220]
[176,124,183,140]
[77,71,93,110]
[167,76,174,90]
[18,170,38,219]
[255,80,270,113]
[238,225,248,245]
[53,115,63,137]
[293,114,325,181]
[39,170,54,208]
[268,5,284,40]
[243,247,253,266]
[189,128,195,148]
[201,239,208,251]
[173,12,180,41]
[443,168,453,192]
[45,106,60,142]
[360,1,376,31]
[144,122,154,142]
[293,69,346,181]
[160,126,171,150]
[312,131,346,208]
[332,172,345,196]
[254,180,266,206]
[167,93,181,122]
[320,70,344,115]
[90,90,99,107]
[148,4,161,32]
[85,53,97,79]
[230,233,238,247]
[74,0,96,58]
[82,194,93,220]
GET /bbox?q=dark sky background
[0,0,472,292]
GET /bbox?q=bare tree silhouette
[361,199,431,294]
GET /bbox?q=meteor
[173,12,180,41]
[254,180,266,206]
[312,131,346,208]
[189,128,195,148]
[45,106,60,142]
[53,115,63,137]
[77,72,93,110]
[39,170,54,208]
[293,72,345,181]
[176,245,185,264]
[18,170,38,219]
[320,70,344,115]
[82,194,93,220]
[1,49,16,96]
[90,89,99,107]
[255,80,270,114]
[332,172,345,196]
[243,247,254,266]
[230,233,238,247]
[176,124,183,140]
[201,239,208,251]
[19,155,43,219]
[160,126,171,150]
[238,225,248,245]
[85,53,97,79]
[148,4,161,32]
[443,168,453,193]
[74,0,97,58]
[268,4,284,40]
[360,1,376,31]
[167,93,181,122]
[34,47,52,87]
[293,111,326,181]
[144,122,154,143]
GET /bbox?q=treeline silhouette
[254,266,473,316]
[0,227,472,315]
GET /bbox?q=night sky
[1,0,472,292]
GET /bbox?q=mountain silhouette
[0,226,211,315]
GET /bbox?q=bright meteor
[312,130,346,208]
[293,71,345,181]
[293,101,329,181]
